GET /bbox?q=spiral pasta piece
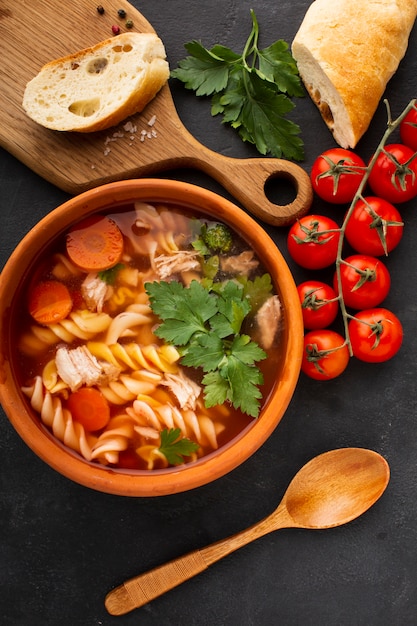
[22,376,97,461]
[42,359,69,395]
[19,309,112,356]
[98,372,161,405]
[90,414,134,464]
[127,202,191,256]
[105,303,153,344]
[135,444,170,470]
[87,341,180,375]
[51,253,83,280]
[126,397,223,450]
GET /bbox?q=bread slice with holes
[292,0,417,148]
[22,32,170,132]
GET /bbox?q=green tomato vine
[334,98,416,355]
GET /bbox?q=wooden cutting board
[0,0,312,225]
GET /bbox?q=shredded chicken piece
[153,249,201,280]
[220,250,259,275]
[81,273,112,313]
[255,295,282,350]
[161,369,202,410]
[55,345,121,392]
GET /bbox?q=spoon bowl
[283,447,390,529]
[105,447,390,615]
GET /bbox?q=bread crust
[22,32,170,132]
[292,0,417,147]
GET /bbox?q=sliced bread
[22,32,170,132]
[292,0,417,148]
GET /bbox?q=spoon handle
[104,504,292,616]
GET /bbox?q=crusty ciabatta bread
[22,32,170,132]
[292,0,417,148]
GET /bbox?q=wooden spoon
[0,0,313,227]
[105,447,390,615]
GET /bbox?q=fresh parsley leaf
[97,263,124,285]
[181,333,225,372]
[201,370,230,407]
[158,428,200,465]
[258,41,305,97]
[220,354,264,418]
[171,10,304,160]
[171,40,230,96]
[213,70,303,159]
[213,291,250,337]
[230,333,267,365]
[238,273,274,313]
[145,278,268,417]
[145,280,217,345]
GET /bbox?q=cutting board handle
[139,100,313,227]
[195,152,313,226]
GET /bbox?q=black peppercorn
[117,9,126,18]
[97,5,105,14]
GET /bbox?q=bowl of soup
[0,179,303,496]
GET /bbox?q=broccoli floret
[202,223,233,253]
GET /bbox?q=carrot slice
[66,214,124,272]
[28,280,73,325]
[67,387,110,431]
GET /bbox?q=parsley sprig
[171,9,304,160]
[158,428,200,465]
[145,279,267,418]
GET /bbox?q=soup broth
[15,202,284,471]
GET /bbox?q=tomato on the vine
[344,196,403,256]
[310,148,366,204]
[368,143,417,203]
[287,215,341,269]
[348,308,403,363]
[297,280,339,329]
[400,106,417,151]
[301,329,349,380]
[333,255,391,310]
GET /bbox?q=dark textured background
[1,1,417,624]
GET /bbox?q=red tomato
[287,215,341,269]
[368,144,417,203]
[344,196,404,256]
[297,280,339,329]
[348,308,403,363]
[301,329,350,380]
[311,148,366,204]
[333,255,391,310]
[400,106,417,151]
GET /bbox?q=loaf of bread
[292,0,417,148]
[22,32,170,132]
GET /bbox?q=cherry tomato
[301,329,349,380]
[297,280,339,329]
[368,144,417,203]
[344,196,404,256]
[311,148,366,204]
[333,255,391,310]
[287,215,341,269]
[348,308,403,363]
[400,106,417,151]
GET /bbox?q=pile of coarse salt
[101,114,158,157]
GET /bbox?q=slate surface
[1,1,417,624]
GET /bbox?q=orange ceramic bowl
[0,179,303,496]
